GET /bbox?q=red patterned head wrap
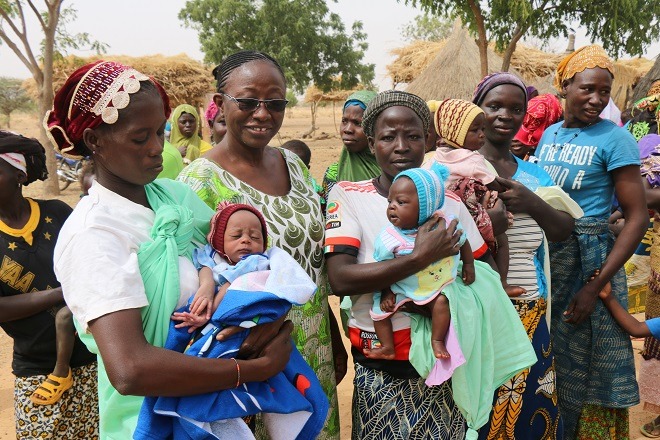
[44,61,171,159]
[514,94,563,147]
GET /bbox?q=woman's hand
[486,198,509,235]
[256,319,294,379]
[563,282,599,324]
[217,314,288,359]
[494,176,537,214]
[411,216,461,267]
[177,145,188,157]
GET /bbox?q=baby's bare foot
[432,339,451,359]
[363,346,396,360]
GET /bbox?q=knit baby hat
[207,202,268,256]
[435,99,484,148]
[394,162,450,226]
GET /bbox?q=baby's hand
[190,295,212,320]
[504,284,526,297]
[462,262,475,285]
[171,311,209,333]
[591,270,612,300]
[380,289,396,313]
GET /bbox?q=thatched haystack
[405,26,553,101]
[387,40,446,87]
[24,54,214,108]
[508,44,563,80]
[303,85,362,103]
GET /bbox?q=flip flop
[29,368,73,406]
[641,417,660,438]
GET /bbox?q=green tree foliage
[0,77,32,128]
[179,0,375,94]
[401,12,453,42]
[404,0,660,74]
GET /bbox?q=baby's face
[463,113,486,151]
[223,210,264,263]
[387,177,419,230]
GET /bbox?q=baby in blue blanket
[135,202,328,440]
[172,202,271,331]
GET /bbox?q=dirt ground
[0,106,656,439]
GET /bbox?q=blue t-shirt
[536,119,640,219]
[648,317,660,339]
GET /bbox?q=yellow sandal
[29,368,73,405]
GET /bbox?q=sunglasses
[221,93,288,113]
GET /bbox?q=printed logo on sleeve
[325,201,341,229]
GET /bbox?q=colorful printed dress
[178,149,339,439]
[478,157,563,440]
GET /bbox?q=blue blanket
[134,288,329,440]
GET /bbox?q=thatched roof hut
[387,40,446,87]
[25,53,214,108]
[404,26,554,101]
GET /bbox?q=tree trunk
[632,54,660,103]
[501,25,526,72]
[467,0,488,77]
[41,1,61,196]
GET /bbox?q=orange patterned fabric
[554,45,614,92]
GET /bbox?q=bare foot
[363,346,396,360]
[432,339,451,359]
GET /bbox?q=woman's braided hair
[212,51,286,93]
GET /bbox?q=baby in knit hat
[367,163,475,360]
[429,99,525,298]
[171,202,314,331]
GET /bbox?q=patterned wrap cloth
[549,217,638,439]
[553,45,615,92]
[177,150,340,439]
[514,94,563,147]
[44,60,170,159]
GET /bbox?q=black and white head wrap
[361,90,431,139]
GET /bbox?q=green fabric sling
[75,179,212,439]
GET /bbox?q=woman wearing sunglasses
[178,50,343,439]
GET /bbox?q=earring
[17,182,21,188]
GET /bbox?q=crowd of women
[1,42,659,440]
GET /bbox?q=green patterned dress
[178,149,339,439]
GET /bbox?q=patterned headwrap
[553,45,614,92]
[514,94,563,147]
[0,130,47,184]
[394,162,450,226]
[362,90,431,139]
[472,72,528,108]
[45,61,171,159]
[343,90,378,111]
[649,80,660,97]
[435,99,484,148]
[205,100,219,123]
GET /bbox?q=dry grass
[23,54,215,108]
[404,26,535,101]
[387,40,446,86]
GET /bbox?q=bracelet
[230,357,241,388]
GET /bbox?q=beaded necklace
[551,122,595,150]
